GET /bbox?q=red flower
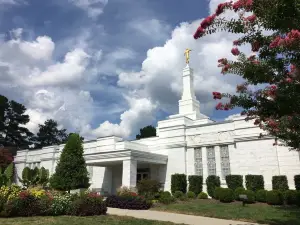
[215,2,232,15]
[254,119,260,125]
[215,102,223,110]
[221,64,231,73]
[201,14,216,29]
[218,58,228,64]
[233,40,241,46]
[245,14,256,23]
[19,191,30,199]
[233,0,253,12]
[194,26,205,39]
[251,41,260,52]
[285,77,292,83]
[231,47,240,56]
[212,92,222,99]
[269,36,281,48]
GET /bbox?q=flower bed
[0,185,107,217]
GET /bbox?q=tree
[0,147,13,169]
[33,119,68,149]
[136,125,157,140]
[49,133,90,192]
[0,95,33,149]
[193,0,300,150]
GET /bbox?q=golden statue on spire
[184,48,192,64]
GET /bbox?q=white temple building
[15,61,300,194]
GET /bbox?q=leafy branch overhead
[194,0,300,150]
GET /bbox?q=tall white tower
[169,48,209,121]
[178,64,201,120]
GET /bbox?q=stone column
[122,159,137,188]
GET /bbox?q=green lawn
[0,215,183,225]
[152,199,300,225]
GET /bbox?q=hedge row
[171,174,203,195]
[214,186,300,206]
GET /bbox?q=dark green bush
[68,195,107,216]
[198,192,208,199]
[256,190,268,202]
[297,191,300,206]
[218,188,234,203]
[105,195,151,210]
[225,175,243,190]
[244,190,255,203]
[186,191,196,199]
[188,175,203,195]
[272,176,289,191]
[234,187,246,201]
[173,191,184,199]
[159,191,175,204]
[266,190,284,205]
[245,175,264,192]
[294,175,300,191]
[214,187,223,200]
[284,190,298,205]
[206,175,221,198]
[136,179,161,198]
[171,174,187,194]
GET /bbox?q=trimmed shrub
[234,187,246,201]
[256,190,268,203]
[50,193,73,216]
[294,175,300,190]
[244,190,255,203]
[214,187,223,200]
[284,190,298,205]
[186,191,196,199]
[171,174,187,194]
[188,175,203,195]
[173,191,184,199]
[198,192,208,199]
[105,195,151,210]
[225,175,243,190]
[266,190,284,205]
[245,175,264,192]
[136,179,161,198]
[218,188,234,203]
[206,175,221,198]
[272,176,289,191]
[67,194,107,216]
[297,191,300,206]
[158,191,175,205]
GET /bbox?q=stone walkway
[107,207,265,225]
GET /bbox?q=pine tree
[0,95,33,149]
[49,133,90,192]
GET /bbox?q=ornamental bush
[218,188,234,203]
[136,179,161,198]
[158,191,175,205]
[50,193,73,216]
[67,193,107,216]
[245,175,264,192]
[234,187,246,201]
[214,187,223,200]
[49,133,90,192]
[198,192,208,199]
[266,190,284,205]
[294,175,300,190]
[173,191,184,199]
[244,190,256,204]
[272,176,289,191]
[186,191,196,199]
[105,195,151,210]
[225,175,243,190]
[284,190,298,205]
[206,175,221,198]
[171,174,187,194]
[2,191,52,217]
[256,190,268,203]
[188,175,203,195]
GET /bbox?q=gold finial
[184,48,192,64]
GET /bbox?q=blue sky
[0,0,243,140]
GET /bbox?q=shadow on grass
[256,205,300,225]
